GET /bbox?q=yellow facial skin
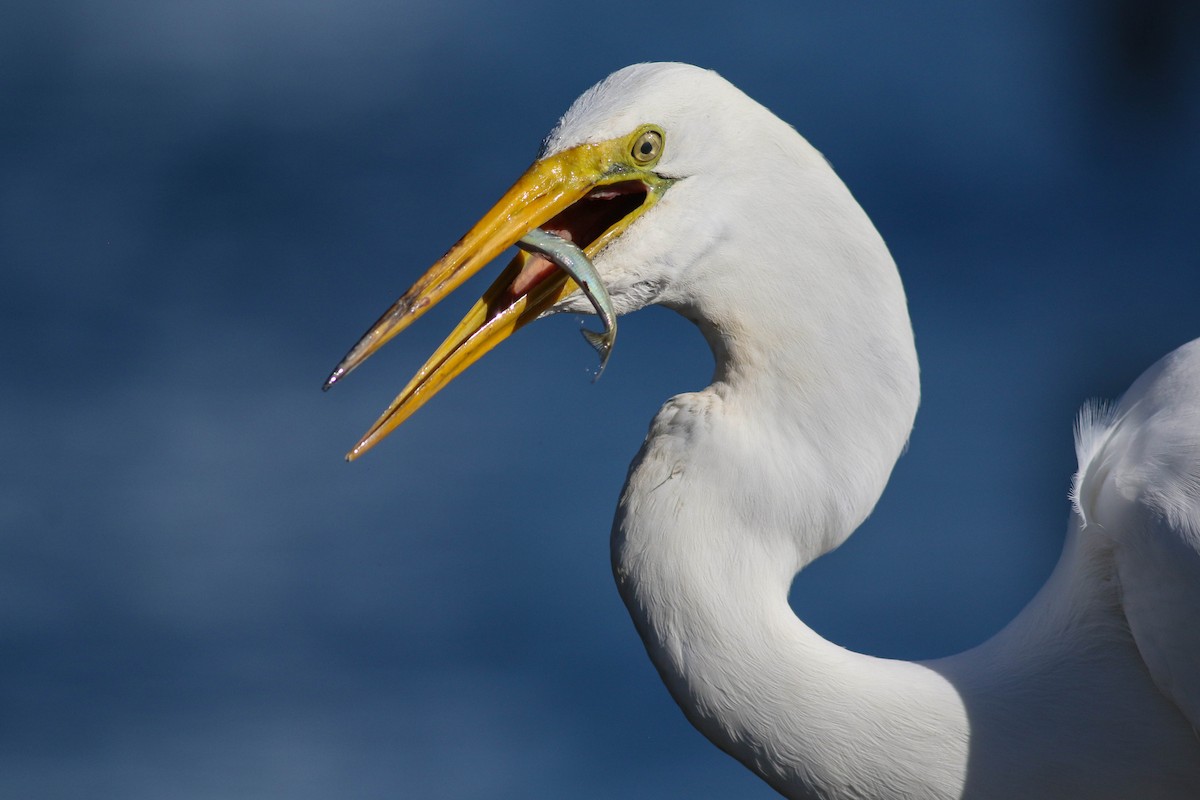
[325,125,671,460]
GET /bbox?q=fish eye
[631,127,663,165]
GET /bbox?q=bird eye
[630,127,664,166]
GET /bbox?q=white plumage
[332,63,1200,799]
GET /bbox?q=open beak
[324,133,671,460]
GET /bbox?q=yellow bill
[324,124,672,460]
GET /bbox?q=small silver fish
[517,227,617,377]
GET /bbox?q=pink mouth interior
[506,180,649,301]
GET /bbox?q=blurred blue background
[3,1,1198,797]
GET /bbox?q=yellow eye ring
[630,127,664,166]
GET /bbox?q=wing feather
[1074,339,1200,729]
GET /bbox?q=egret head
[321,64,710,455]
[324,62,910,460]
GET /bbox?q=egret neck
[608,149,968,797]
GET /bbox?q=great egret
[325,63,1200,799]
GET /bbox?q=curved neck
[610,361,967,799]
[609,216,973,796]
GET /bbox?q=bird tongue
[510,252,558,298]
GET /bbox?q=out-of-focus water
[2,1,1197,797]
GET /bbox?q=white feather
[543,64,1200,798]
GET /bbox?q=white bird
[325,63,1200,799]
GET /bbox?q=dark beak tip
[322,368,345,392]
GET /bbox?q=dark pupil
[639,139,653,156]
